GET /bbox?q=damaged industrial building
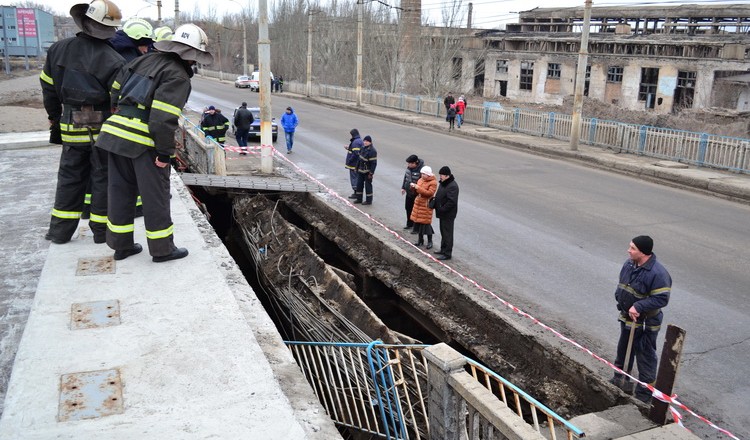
[453,4,750,114]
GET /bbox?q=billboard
[17,8,37,38]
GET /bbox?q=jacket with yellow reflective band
[96,52,192,160]
[614,253,671,330]
[39,33,125,145]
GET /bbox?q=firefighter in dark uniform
[83,17,154,220]
[40,0,124,244]
[200,106,230,144]
[95,23,213,262]
[353,135,377,205]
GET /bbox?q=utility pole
[242,18,247,76]
[174,0,180,28]
[156,0,162,26]
[21,10,29,71]
[259,0,273,173]
[356,0,363,106]
[569,0,592,151]
[217,32,223,81]
[306,9,313,97]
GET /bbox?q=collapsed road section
[187,185,629,424]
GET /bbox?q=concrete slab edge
[173,179,341,439]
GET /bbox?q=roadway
[187,76,750,439]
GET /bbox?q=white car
[234,75,251,88]
[248,71,274,92]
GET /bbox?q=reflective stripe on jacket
[614,254,671,330]
[96,52,192,159]
[40,33,124,147]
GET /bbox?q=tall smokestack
[467,2,473,29]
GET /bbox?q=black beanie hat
[363,135,372,142]
[632,235,653,255]
[439,166,452,175]
[406,154,419,163]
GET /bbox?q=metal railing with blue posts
[284,341,583,440]
[285,80,750,174]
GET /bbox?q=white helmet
[123,18,154,42]
[70,0,122,39]
[153,23,213,64]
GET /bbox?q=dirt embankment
[0,71,48,133]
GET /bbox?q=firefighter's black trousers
[47,143,108,242]
[107,149,175,258]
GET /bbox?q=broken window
[607,66,624,83]
[547,63,561,79]
[639,67,660,109]
[584,65,591,96]
[674,70,697,110]
[520,61,534,90]
[452,57,462,81]
[496,60,509,74]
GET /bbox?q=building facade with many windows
[475,4,750,113]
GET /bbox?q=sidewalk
[291,92,750,204]
[0,150,339,438]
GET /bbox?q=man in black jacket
[400,154,423,231]
[40,0,125,245]
[433,166,459,260]
[233,102,254,155]
[353,135,377,205]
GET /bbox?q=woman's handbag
[428,197,436,209]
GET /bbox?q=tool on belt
[72,105,105,170]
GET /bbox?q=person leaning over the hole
[409,166,437,249]
[96,23,213,263]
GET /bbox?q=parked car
[246,107,278,142]
[234,75,252,88]
[248,71,274,92]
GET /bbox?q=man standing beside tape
[611,235,671,403]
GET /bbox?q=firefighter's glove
[49,119,62,145]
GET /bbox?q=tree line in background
[16,0,474,97]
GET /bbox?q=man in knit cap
[433,166,459,260]
[610,235,672,403]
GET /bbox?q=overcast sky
[49,0,739,30]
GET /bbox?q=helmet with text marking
[70,0,122,39]
[153,23,213,64]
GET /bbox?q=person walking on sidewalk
[443,92,455,113]
[455,98,466,128]
[409,166,437,249]
[446,104,457,131]
[96,23,213,263]
[345,128,363,198]
[40,0,125,245]
[433,166,459,260]
[353,135,377,205]
[610,235,672,403]
[233,102,254,155]
[280,106,299,154]
[400,154,423,231]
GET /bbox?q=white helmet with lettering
[153,23,213,64]
[70,0,122,39]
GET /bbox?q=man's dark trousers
[48,144,108,242]
[438,217,455,257]
[107,150,175,257]
[405,195,416,227]
[613,320,659,399]
[354,173,372,203]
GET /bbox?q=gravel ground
[0,72,49,133]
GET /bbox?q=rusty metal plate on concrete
[76,256,115,276]
[70,300,121,330]
[58,369,124,422]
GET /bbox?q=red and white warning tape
[271,148,740,440]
